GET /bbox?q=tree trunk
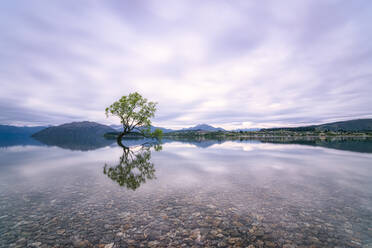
[117,132,126,148]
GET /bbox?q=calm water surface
[1,139,372,247]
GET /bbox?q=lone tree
[105,92,161,147]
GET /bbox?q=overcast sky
[1,0,372,129]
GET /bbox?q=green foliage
[152,128,163,140]
[153,143,163,151]
[105,92,157,133]
[141,126,152,137]
[103,143,162,190]
[103,146,155,190]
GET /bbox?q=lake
[1,138,372,247]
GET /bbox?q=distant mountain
[110,124,174,133]
[109,124,123,130]
[109,123,225,132]
[265,119,372,132]
[316,119,372,132]
[33,121,116,137]
[0,125,47,148]
[0,125,47,136]
[181,124,225,132]
[32,121,115,151]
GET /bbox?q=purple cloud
[1,0,371,129]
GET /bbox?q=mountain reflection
[103,143,162,190]
[250,137,372,153]
[32,135,114,151]
[1,134,371,154]
[163,137,372,153]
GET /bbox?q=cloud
[0,0,372,128]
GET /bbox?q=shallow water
[1,139,372,247]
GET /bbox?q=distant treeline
[263,119,372,132]
[264,126,316,132]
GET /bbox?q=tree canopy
[105,92,161,146]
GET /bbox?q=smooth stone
[104,243,114,248]
[265,241,275,247]
[283,244,296,248]
[206,204,216,209]
[217,241,227,247]
[228,237,242,244]
[16,238,27,244]
[73,240,91,248]
[29,242,42,248]
[148,240,160,247]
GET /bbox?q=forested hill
[265,119,372,132]
[31,121,116,151]
[32,121,115,138]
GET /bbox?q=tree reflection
[103,143,162,190]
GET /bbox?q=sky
[1,0,372,129]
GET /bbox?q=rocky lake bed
[1,139,372,247]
